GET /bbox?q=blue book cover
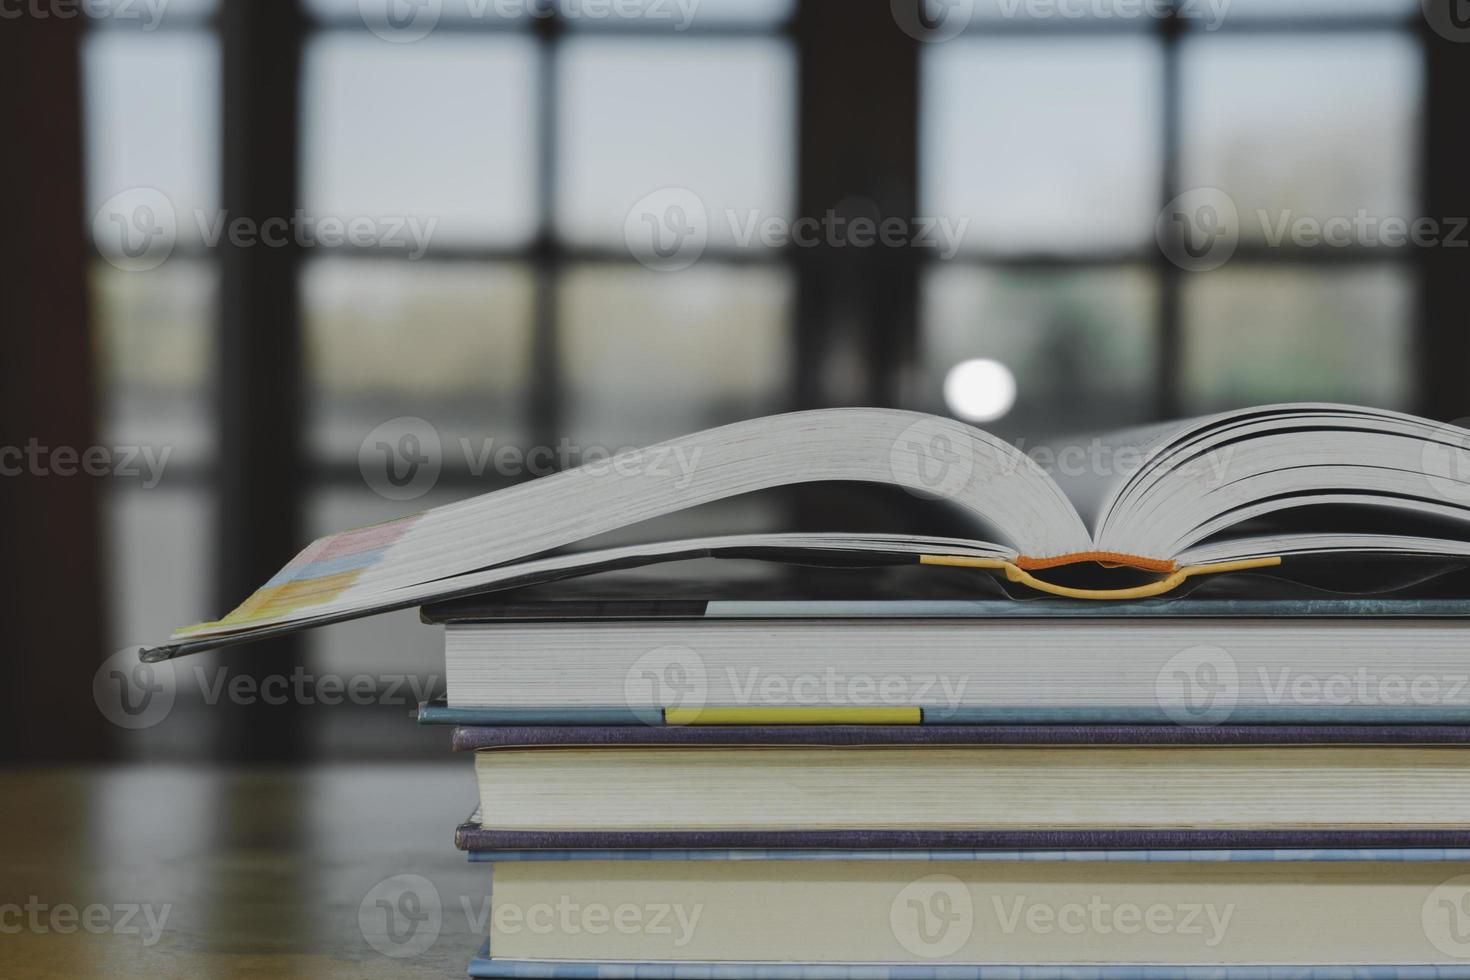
[465,943,1470,980]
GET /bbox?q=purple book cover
[450,723,1470,752]
[454,821,1470,852]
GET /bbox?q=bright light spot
[943,358,1017,423]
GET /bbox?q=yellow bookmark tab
[664,706,922,726]
[919,554,1282,600]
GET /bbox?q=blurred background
[3,0,1468,768]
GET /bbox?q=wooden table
[0,764,489,978]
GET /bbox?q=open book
[142,403,1470,661]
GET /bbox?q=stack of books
[145,404,1470,975]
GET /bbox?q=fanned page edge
[1094,403,1470,558]
[147,409,1095,656]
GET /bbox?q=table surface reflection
[0,764,487,979]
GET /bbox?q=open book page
[1091,404,1470,561]
[1035,419,1187,538]
[152,410,1089,658]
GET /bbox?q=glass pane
[1182,265,1411,412]
[104,486,217,758]
[303,258,536,462]
[307,0,789,27]
[558,0,793,27]
[961,0,1172,25]
[106,487,214,653]
[1217,0,1414,18]
[557,262,792,448]
[305,0,526,25]
[923,38,1162,254]
[556,38,795,251]
[302,35,538,247]
[84,31,219,252]
[919,265,1157,437]
[1180,36,1419,244]
[92,258,217,463]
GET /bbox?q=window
[297,4,796,688]
[917,1,1422,433]
[80,0,1441,758]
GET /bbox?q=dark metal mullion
[1155,4,1183,420]
[302,15,793,37]
[1417,15,1470,421]
[213,0,309,761]
[528,12,565,454]
[149,240,1423,269]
